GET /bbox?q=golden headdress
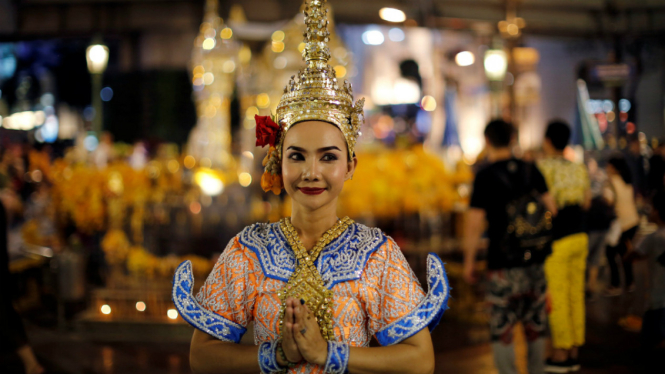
[257,0,364,194]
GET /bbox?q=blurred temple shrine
[186,0,240,169]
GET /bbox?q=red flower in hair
[255,115,281,147]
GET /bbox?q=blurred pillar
[86,42,109,137]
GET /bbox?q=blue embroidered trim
[375,253,451,346]
[324,341,350,374]
[317,223,387,288]
[239,223,296,283]
[258,340,284,374]
[172,260,247,343]
[239,222,386,287]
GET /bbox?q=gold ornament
[275,0,364,158]
[278,216,353,341]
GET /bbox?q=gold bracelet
[276,341,297,368]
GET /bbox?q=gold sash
[278,217,353,341]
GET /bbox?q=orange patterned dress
[173,222,449,373]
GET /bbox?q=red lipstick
[299,187,326,195]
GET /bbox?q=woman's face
[282,121,356,212]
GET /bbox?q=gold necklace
[278,216,353,341]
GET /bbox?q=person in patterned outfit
[537,120,591,373]
[171,1,450,373]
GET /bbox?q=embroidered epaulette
[375,253,451,346]
[172,261,247,343]
[238,222,387,287]
[238,222,297,282]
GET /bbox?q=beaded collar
[238,221,387,287]
[277,217,353,341]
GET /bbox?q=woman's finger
[294,299,305,327]
[293,303,329,366]
[282,300,295,344]
[295,303,318,340]
[283,319,293,341]
[303,304,316,327]
[288,298,298,322]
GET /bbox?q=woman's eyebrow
[318,146,342,152]
[285,146,342,152]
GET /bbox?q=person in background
[0,198,44,374]
[605,156,640,296]
[584,157,615,295]
[92,132,115,169]
[537,120,592,373]
[625,137,648,200]
[628,189,665,370]
[464,119,557,374]
[648,141,665,196]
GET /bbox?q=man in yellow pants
[537,120,591,373]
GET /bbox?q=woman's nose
[302,160,321,180]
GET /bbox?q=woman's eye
[288,153,304,161]
[322,154,338,161]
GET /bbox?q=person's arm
[347,330,434,374]
[187,239,280,374]
[16,345,44,374]
[541,192,558,217]
[581,166,592,211]
[190,330,260,374]
[624,234,651,262]
[582,189,592,211]
[190,296,304,374]
[531,163,558,217]
[290,299,435,374]
[463,208,486,284]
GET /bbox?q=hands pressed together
[278,297,329,367]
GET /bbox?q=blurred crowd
[1,143,47,374]
[463,119,665,374]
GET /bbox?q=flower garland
[255,115,283,195]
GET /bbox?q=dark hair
[607,156,633,185]
[653,190,665,222]
[545,120,571,151]
[484,119,514,148]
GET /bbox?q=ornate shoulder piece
[317,223,387,287]
[171,261,247,343]
[375,253,450,346]
[238,222,297,282]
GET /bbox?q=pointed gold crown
[276,0,364,157]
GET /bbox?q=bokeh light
[421,96,437,112]
[239,172,252,187]
[362,30,384,45]
[388,28,405,42]
[167,309,178,320]
[455,51,475,67]
[100,87,113,101]
[379,8,406,23]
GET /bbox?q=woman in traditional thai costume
[172,1,449,373]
